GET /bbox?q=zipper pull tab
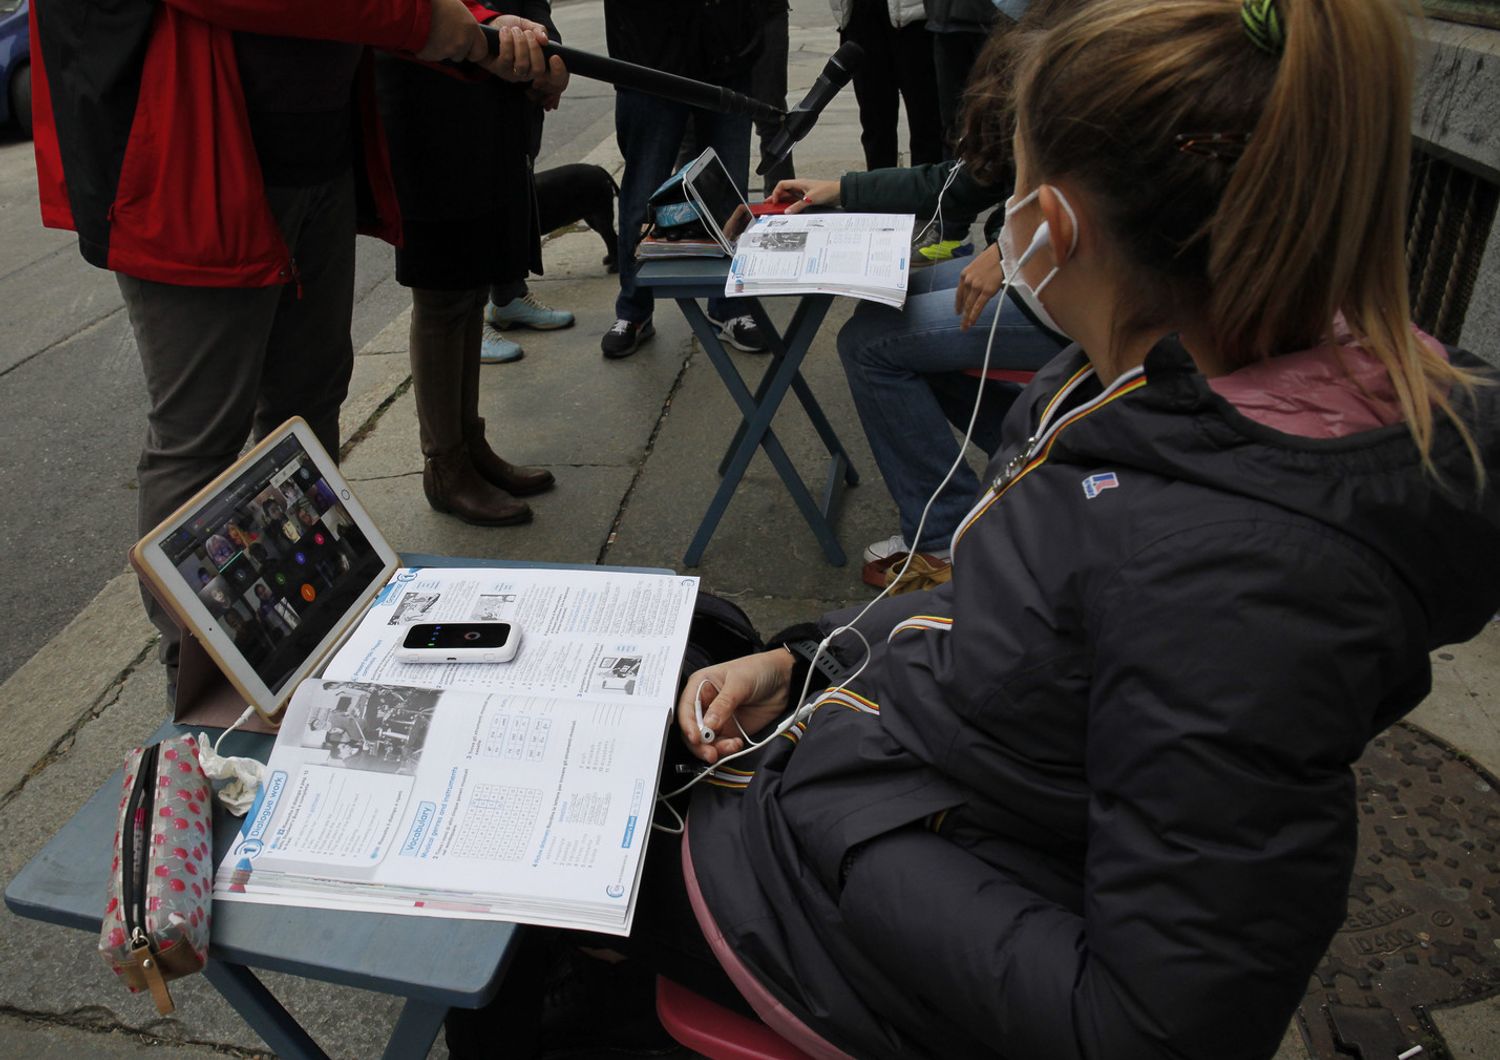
[130,940,175,1016]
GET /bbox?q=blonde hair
[1003,0,1485,480]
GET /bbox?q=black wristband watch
[767,623,848,709]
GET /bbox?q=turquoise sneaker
[485,291,576,331]
[480,325,524,364]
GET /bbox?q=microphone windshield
[825,42,864,85]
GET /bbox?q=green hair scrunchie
[1241,0,1285,56]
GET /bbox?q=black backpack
[678,593,763,693]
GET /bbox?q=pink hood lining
[1206,328,1447,440]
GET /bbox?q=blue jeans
[614,85,752,323]
[837,259,1066,551]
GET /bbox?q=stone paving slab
[604,297,904,600]
[0,1012,250,1059]
[0,572,155,800]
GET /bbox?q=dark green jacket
[840,160,1004,241]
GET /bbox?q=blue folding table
[5,555,670,1060]
[636,258,860,567]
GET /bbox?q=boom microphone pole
[477,25,783,123]
[473,27,862,177]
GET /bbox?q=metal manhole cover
[1296,723,1500,1059]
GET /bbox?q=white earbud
[1015,219,1052,272]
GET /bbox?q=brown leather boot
[467,419,555,497]
[423,446,533,526]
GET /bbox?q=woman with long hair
[460,3,1500,1057]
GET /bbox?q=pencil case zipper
[121,743,173,1009]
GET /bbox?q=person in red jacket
[28,0,544,694]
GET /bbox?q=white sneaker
[864,533,951,563]
[862,533,912,565]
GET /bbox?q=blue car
[0,0,29,138]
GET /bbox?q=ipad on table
[130,418,399,728]
[683,148,755,254]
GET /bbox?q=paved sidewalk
[1,2,1497,1056]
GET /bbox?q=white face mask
[998,186,1078,338]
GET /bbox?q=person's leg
[753,8,794,194]
[927,370,1022,456]
[410,287,482,457]
[932,29,988,241]
[837,260,1065,551]
[255,174,358,458]
[124,275,283,676]
[480,275,526,364]
[443,926,556,1060]
[443,745,749,1060]
[932,29,984,160]
[699,75,764,336]
[842,0,899,170]
[489,279,527,308]
[613,88,692,325]
[126,176,357,679]
[676,109,704,173]
[894,20,945,167]
[484,274,571,354]
[409,287,532,525]
[462,287,556,497]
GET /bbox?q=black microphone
[759,42,864,177]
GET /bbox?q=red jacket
[29,0,486,288]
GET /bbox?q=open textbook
[213,566,699,935]
[726,212,915,308]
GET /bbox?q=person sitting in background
[771,27,1061,590]
[446,3,1500,1058]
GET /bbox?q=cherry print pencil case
[99,735,212,1014]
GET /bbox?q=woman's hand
[480,17,549,83]
[770,178,841,215]
[676,649,796,765]
[418,0,489,63]
[527,54,570,111]
[955,241,1004,331]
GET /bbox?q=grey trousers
[119,171,358,673]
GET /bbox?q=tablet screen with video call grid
[134,420,398,715]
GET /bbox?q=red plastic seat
[961,367,1037,385]
[656,977,817,1060]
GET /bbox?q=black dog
[534,163,621,273]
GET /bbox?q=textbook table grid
[635,257,860,567]
[4,555,672,1060]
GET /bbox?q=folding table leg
[716,350,782,476]
[715,297,846,479]
[746,299,860,487]
[204,960,331,1060]
[382,999,450,1060]
[680,298,847,567]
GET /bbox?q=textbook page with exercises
[725,212,914,308]
[212,567,699,935]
